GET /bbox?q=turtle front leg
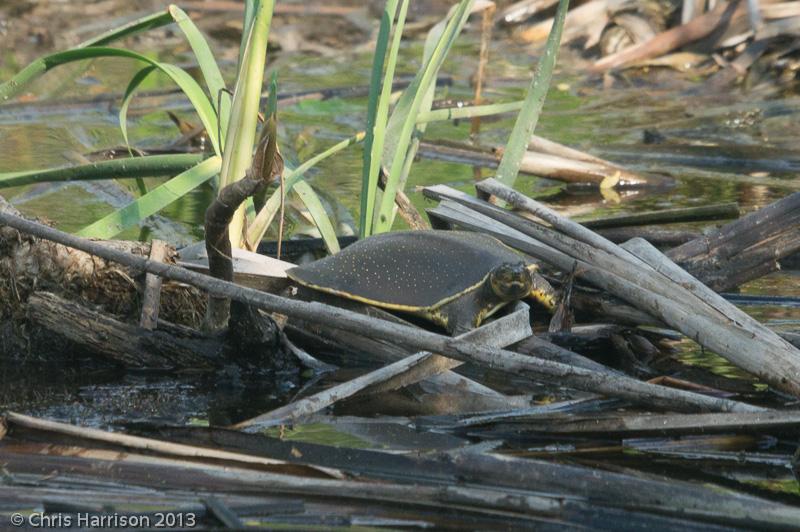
[428,303,472,336]
[436,283,503,336]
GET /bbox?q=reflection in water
[1,3,798,427]
[0,361,297,427]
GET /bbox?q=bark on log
[581,203,739,229]
[668,191,800,292]
[0,196,205,344]
[235,303,532,428]
[140,239,167,329]
[597,226,699,247]
[27,291,222,369]
[417,140,664,187]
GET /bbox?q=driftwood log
[424,180,800,396]
[417,139,668,187]
[668,190,800,291]
[235,303,533,428]
[0,197,206,358]
[0,194,289,373]
[27,291,222,369]
[0,210,762,413]
[5,412,800,529]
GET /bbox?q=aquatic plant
[0,2,340,252]
[361,0,568,235]
[0,0,569,250]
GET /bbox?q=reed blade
[218,0,276,248]
[359,0,405,238]
[373,0,473,234]
[76,156,222,239]
[495,0,569,189]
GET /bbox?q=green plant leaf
[218,0,276,248]
[246,132,365,248]
[0,154,205,189]
[267,70,279,116]
[168,5,230,141]
[416,100,524,123]
[373,0,474,233]
[238,0,259,72]
[359,0,404,238]
[76,156,221,239]
[0,47,220,154]
[79,10,174,47]
[293,180,340,254]
[119,66,157,151]
[495,0,569,188]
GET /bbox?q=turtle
[286,230,556,335]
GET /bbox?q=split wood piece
[3,412,336,477]
[513,334,620,374]
[203,497,244,529]
[417,140,661,187]
[517,151,649,187]
[285,290,520,411]
[762,2,800,19]
[40,496,213,522]
[0,450,594,526]
[234,303,533,428]
[27,291,222,369]
[428,182,800,396]
[499,0,560,25]
[136,427,800,530]
[0,210,762,413]
[782,331,800,349]
[591,0,743,71]
[473,180,800,390]
[0,472,523,532]
[526,134,652,187]
[135,423,800,529]
[580,202,739,229]
[428,200,659,330]
[0,447,562,523]
[178,242,292,292]
[20,422,800,528]
[597,226,699,246]
[475,179,800,394]
[140,239,168,330]
[623,238,799,356]
[465,410,800,436]
[667,190,800,292]
[706,38,771,88]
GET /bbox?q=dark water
[1,3,799,434]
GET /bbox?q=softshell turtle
[287,230,555,335]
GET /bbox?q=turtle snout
[489,262,534,301]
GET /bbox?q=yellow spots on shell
[289,230,546,314]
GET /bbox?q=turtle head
[489,262,533,302]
